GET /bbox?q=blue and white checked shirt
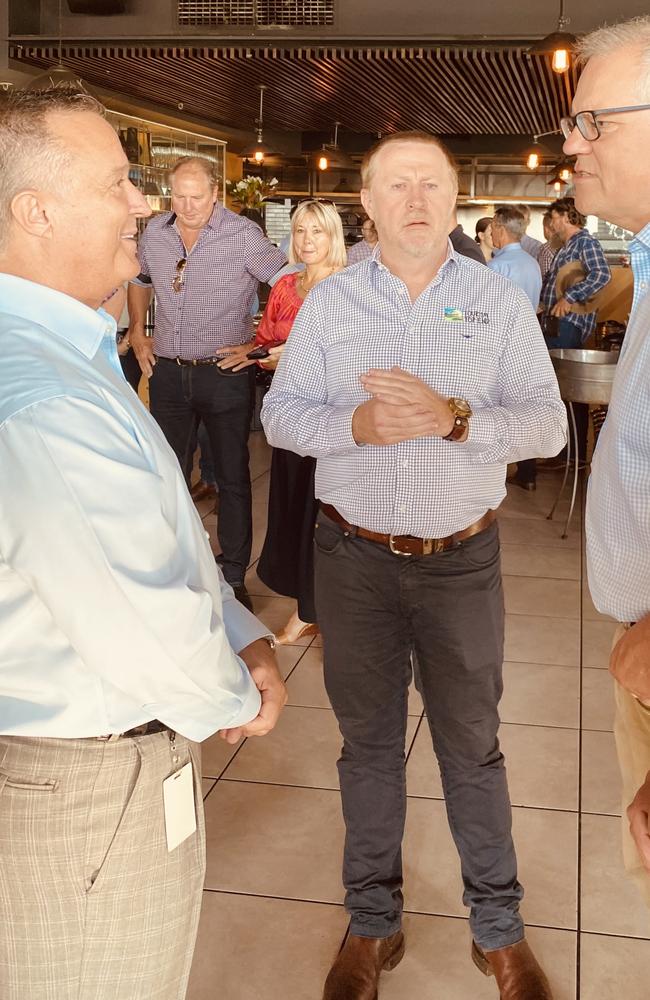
[347,239,375,265]
[134,204,286,360]
[0,275,266,739]
[262,246,566,537]
[587,223,650,621]
[540,229,610,342]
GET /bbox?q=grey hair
[575,16,650,100]
[169,155,220,187]
[493,206,527,240]
[0,85,105,251]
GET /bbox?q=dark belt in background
[154,353,226,367]
[319,504,497,557]
[96,720,171,741]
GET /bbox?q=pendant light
[312,122,355,172]
[25,0,96,94]
[240,85,274,165]
[528,0,577,74]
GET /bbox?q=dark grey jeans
[314,512,524,951]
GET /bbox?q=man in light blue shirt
[564,15,650,908]
[488,206,543,308]
[0,88,285,999]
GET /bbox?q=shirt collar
[0,274,114,358]
[493,242,523,257]
[370,238,458,275]
[630,221,650,255]
[167,203,223,233]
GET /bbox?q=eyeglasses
[560,104,650,141]
[297,198,336,206]
[172,258,187,293]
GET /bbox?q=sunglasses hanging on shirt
[172,258,187,293]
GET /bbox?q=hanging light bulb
[527,150,540,170]
[240,85,277,165]
[553,180,562,192]
[552,47,570,73]
[254,147,265,165]
[559,165,572,182]
[318,154,329,171]
[528,0,577,75]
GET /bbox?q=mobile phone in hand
[246,341,284,360]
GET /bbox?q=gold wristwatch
[443,397,472,441]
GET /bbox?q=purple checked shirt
[133,204,286,360]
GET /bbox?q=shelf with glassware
[105,109,227,214]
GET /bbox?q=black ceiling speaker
[66,0,128,13]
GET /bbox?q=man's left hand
[610,617,650,702]
[551,297,573,318]
[217,341,256,372]
[360,367,455,438]
[627,772,650,872]
[218,638,287,744]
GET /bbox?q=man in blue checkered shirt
[263,132,565,1000]
[565,15,650,909]
[539,196,610,347]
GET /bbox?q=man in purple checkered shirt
[128,157,286,601]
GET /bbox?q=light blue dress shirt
[487,242,542,308]
[0,275,264,740]
[587,223,650,621]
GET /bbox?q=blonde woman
[223,200,347,643]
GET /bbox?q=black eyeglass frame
[560,104,650,140]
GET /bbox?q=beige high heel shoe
[274,610,319,645]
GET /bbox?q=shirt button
[398,504,407,513]
[401,460,409,469]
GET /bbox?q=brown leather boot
[472,939,553,999]
[322,931,405,1000]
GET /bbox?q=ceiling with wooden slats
[9,43,578,144]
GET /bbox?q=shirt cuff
[223,595,275,654]
[462,408,507,455]
[329,405,364,453]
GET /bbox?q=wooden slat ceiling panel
[10,44,578,138]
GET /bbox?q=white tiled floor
[187,437,650,999]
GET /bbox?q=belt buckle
[389,534,412,557]
[175,357,182,366]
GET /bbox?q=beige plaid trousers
[0,731,205,999]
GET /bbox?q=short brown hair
[550,197,587,228]
[0,86,105,249]
[361,131,459,192]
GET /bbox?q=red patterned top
[255,272,304,348]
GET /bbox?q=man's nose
[563,126,590,157]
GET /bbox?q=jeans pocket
[458,525,500,570]
[314,516,345,555]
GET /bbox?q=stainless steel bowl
[549,348,618,405]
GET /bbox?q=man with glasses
[564,15,650,907]
[128,158,286,608]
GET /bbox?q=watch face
[450,397,472,418]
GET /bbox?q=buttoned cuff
[328,405,364,453]
[462,409,508,457]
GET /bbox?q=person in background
[563,14,650,907]
[516,203,544,261]
[221,200,347,644]
[347,216,379,264]
[488,206,544,492]
[474,216,494,262]
[488,206,542,308]
[128,157,286,610]
[262,130,565,1000]
[539,196,610,348]
[0,87,285,1000]
[538,210,562,280]
[449,208,486,263]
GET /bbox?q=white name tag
[162,761,197,852]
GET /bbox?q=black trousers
[314,513,524,951]
[149,358,254,585]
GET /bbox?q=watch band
[443,415,469,441]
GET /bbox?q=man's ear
[10,190,55,239]
[360,188,373,220]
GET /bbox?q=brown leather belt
[319,504,497,557]
[155,354,226,367]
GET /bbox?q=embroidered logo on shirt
[444,307,464,321]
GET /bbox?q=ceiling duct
[177,0,334,28]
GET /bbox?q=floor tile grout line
[576,474,586,999]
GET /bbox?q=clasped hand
[218,638,287,745]
[352,366,454,446]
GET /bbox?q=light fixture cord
[57,0,63,65]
